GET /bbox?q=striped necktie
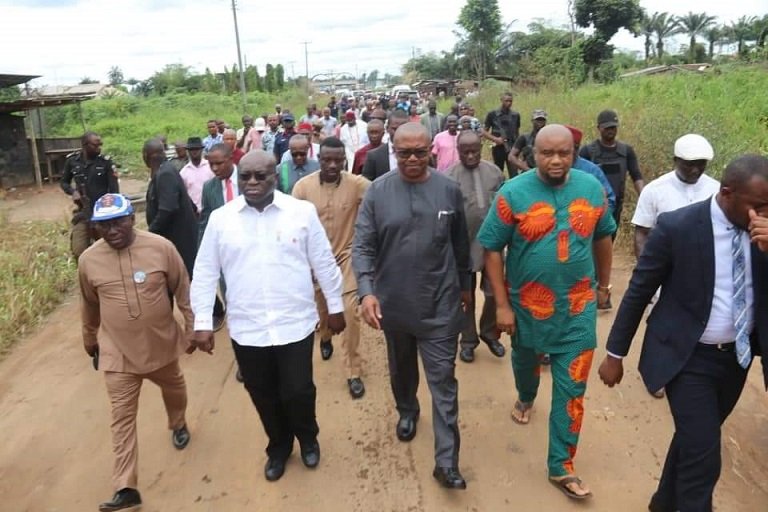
[731,228,751,368]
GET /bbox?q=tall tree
[704,26,723,59]
[107,66,124,86]
[574,0,644,74]
[730,15,757,55]
[640,12,656,62]
[275,64,285,90]
[651,12,679,61]
[456,0,503,80]
[265,64,276,93]
[79,77,98,84]
[755,14,768,48]
[366,69,379,88]
[677,12,717,63]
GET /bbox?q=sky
[2,0,765,88]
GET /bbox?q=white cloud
[1,0,765,87]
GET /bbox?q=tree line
[403,0,768,86]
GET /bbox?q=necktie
[731,228,751,368]
[225,178,234,202]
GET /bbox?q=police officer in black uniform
[60,131,120,259]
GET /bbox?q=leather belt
[699,342,736,352]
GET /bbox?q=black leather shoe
[459,346,475,363]
[348,377,365,399]
[300,441,320,468]
[264,457,288,481]
[433,466,467,489]
[98,488,142,511]
[172,424,190,450]
[320,339,333,360]
[396,415,418,442]
[482,337,506,358]
[235,367,244,383]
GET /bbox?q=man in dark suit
[599,154,768,512]
[361,109,409,181]
[144,138,198,279]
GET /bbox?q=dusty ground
[0,187,766,511]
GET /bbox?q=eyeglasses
[395,148,430,160]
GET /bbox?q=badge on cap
[133,271,147,284]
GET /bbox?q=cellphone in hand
[92,347,99,371]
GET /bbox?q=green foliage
[0,218,75,357]
[79,77,98,84]
[677,12,717,63]
[43,88,309,173]
[574,0,643,73]
[0,85,21,101]
[107,66,124,86]
[456,0,503,79]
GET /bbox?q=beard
[540,171,568,187]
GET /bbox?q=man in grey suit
[353,122,472,490]
[420,100,444,141]
[361,109,409,181]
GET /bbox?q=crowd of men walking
[60,90,768,512]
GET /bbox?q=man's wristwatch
[597,284,612,292]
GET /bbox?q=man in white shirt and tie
[599,154,768,512]
[191,150,346,483]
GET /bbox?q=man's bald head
[393,122,430,146]
[240,149,276,171]
[288,136,309,166]
[142,138,166,170]
[533,124,574,186]
[289,136,309,150]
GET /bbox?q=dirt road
[0,256,766,511]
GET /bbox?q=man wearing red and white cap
[339,111,368,170]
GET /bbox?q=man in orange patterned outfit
[478,125,615,500]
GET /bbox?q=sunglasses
[395,148,430,159]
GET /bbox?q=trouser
[70,217,92,260]
[315,288,362,378]
[460,272,498,350]
[103,360,187,491]
[492,145,515,178]
[611,197,624,240]
[511,342,594,477]
[650,344,748,512]
[383,330,460,467]
[232,334,319,460]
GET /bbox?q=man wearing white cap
[631,134,719,398]
[78,193,195,511]
[245,117,267,153]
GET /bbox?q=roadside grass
[0,217,76,358]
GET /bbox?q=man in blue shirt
[202,119,222,154]
[273,113,297,161]
[276,136,320,194]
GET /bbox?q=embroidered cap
[674,134,714,161]
[91,193,134,222]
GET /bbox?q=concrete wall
[0,113,33,188]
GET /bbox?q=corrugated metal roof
[0,74,40,89]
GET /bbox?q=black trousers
[492,145,516,178]
[650,344,748,512]
[460,272,498,349]
[232,333,319,460]
[611,197,624,241]
[384,330,460,467]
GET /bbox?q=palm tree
[651,12,679,61]
[730,15,757,54]
[756,15,768,48]
[677,12,718,63]
[640,12,656,62]
[704,26,723,60]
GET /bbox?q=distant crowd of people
[58,90,768,512]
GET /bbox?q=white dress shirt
[699,195,754,344]
[632,171,720,228]
[388,142,398,173]
[191,191,344,346]
[180,160,214,211]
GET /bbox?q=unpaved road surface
[0,254,766,511]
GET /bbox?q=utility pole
[300,41,311,97]
[287,60,296,79]
[231,0,247,112]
